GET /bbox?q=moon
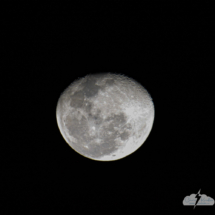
[56,73,154,161]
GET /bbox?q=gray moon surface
[56,73,154,161]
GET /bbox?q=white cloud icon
[183,192,214,206]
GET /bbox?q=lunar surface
[56,73,154,161]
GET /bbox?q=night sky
[1,2,214,214]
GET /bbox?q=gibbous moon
[56,73,154,161]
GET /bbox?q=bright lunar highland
[56,73,154,161]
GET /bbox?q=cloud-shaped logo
[183,189,214,208]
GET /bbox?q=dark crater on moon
[105,79,115,86]
[105,112,127,128]
[120,131,130,141]
[82,76,101,98]
[69,91,84,108]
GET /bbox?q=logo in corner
[183,189,214,209]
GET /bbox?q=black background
[1,2,214,214]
